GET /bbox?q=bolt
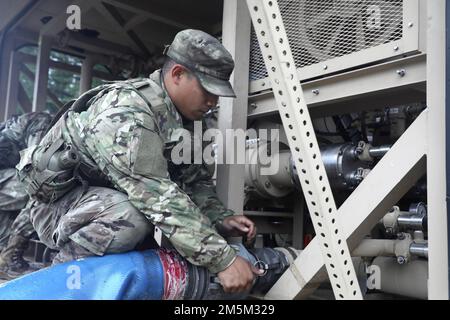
[397,256,406,265]
[312,89,320,95]
[393,46,399,51]
[261,82,266,87]
[397,233,405,240]
[323,65,328,70]
[250,103,258,109]
[408,22,414,28]
[396,69,406,77]
[265,181,271,188]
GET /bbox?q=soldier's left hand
[218,216,257,241]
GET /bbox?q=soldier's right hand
[217,256,264,293]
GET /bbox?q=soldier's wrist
[213,209,236,228]
[207,244,237,274]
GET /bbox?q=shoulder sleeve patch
[131,126,168,179]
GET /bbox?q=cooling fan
[249,0,403,81]
[295,0,403,64]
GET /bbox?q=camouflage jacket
[0,112,52,169]
[58,70,236,273]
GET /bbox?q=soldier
[18,29,263,293]
[0,111,52,279]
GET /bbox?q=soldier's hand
[217,256,264,293]
[218,216,257,241]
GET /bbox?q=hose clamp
[253,260,268,277]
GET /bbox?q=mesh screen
[249,0,403,81]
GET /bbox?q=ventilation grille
[249,0,403,81]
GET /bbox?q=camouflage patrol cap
[165,29,236,97]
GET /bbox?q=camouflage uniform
[0,169,29,249]
[21,29,239,273]
[0,112,52,249]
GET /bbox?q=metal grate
[249,0,403,81]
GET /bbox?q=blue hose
[0,250,165,300]
[0,245,285,300]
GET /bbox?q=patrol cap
[165,29,236,97]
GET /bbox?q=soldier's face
[168,65,218,120]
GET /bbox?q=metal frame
[30,0,96,111]
[16,52,113,80]
[79,55,95,94]
[447,0,450,299]
[427,0,448,299]
[247,0,448,300]
[31,33,51,112]
[20,63,63,109]
[101,0,190,30]
[248,54,426,119]
[4,45,22,119]
[0,0,39,120]
[93,1,153,58]
[0,0,124,119]
[249,0,421,94]
[246,0,362,299]
[216,0,251,214]
[0,35,16,120]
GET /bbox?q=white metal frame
[216,0,251,214]
[246,0,362,300]
[426,0,448,299]
[248,54,426,119]
[243,0,448,300]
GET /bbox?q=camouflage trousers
[0,168,31,249]
[30,186,153,264]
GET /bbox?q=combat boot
[0,234,32,280]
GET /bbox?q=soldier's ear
[171,64,187,84]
